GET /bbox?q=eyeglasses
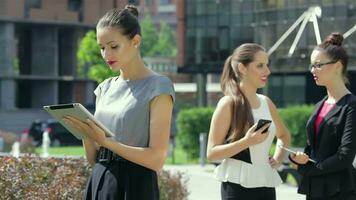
[309,60,338,70]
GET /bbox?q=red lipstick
[107,60,117,65]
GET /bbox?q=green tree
[151,22,177,57]
[140,15,158,57]
[77,17,177,82]
[77,31,118,83]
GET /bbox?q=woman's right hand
[290,152,309,165]
[244,123,270,145]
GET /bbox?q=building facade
[0,0,183,133]
[1,0,182,133]
[177,0,356,106]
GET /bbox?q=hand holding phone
[255,119,272,133]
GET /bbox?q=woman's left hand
[63,116,107,146]
[269,157,281,169]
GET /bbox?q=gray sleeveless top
[93,74,175,147]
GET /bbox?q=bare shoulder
[216,96,234,109]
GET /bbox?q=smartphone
[256,119,272,133]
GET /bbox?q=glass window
[242,12,254,25]
[218,14,230,26]
[196,16,206,27]
[128,0,139,5]
[267,10,277,21]
[242,1,254,11]
[231,14,242,26]
[68,0,82,12]
[207,15,217,26]
[145,0,152,5]
[347,3,356,17]
[196,2,205,15]
[287,8,298,20]
[28,0,41,8]
[276,10,287,22]
[283,76,306,106]
[335,5,347,17]
[187,18,195,27]
[268,75,306,107]
[219,28,229,50]
[231,1,242,14]
[160,0,171,5]
[321,0,334,6]
[0,81,2,108]
[322,6,334,17]
[219,0,231,14]
[186,2,196,15]
[206,2,218,15]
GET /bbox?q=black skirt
[221,182,276,200]
[83,153,159,200]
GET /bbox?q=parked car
[27,119,82,147]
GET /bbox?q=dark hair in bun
[324,32,344,46]
[315,32,349,83]
[97,5,141,39]
[125,4,139,17]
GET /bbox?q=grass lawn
[35,146,85,156]
[35,145,198,164]
[165,146,199,165]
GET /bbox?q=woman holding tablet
[63,5,174,200]
[290,33,356,200]
[206,43,290,200]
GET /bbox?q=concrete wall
[0,23,16,110]
[0,0,24,18]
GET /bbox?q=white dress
[214,94,283,188]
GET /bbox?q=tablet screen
[44,103,114,139]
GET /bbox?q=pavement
[163,164,305,200]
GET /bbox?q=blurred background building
[0,0,179,133]
[1,0,356,134]
[177,0,356,107]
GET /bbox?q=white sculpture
[11,141,20,158]
[41,130,50,157]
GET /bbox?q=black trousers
[84,160,159,200]
[221,182,276,200]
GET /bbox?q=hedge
[0,156,188,200]
[176,105,315,159]
[176,107,215,159]
[278,105,314,147]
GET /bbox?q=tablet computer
[43,103,114,139]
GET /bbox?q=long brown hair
[220,43,265,142]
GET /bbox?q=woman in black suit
[290,32,356,200]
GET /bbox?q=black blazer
[296,94,356,198]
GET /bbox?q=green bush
[0,156,188,200]
[176,107,215,159]
[279,105,314,147]
[0,156,90,200]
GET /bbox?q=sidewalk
[163,164,305,200]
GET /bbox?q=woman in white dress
[207,43,290,200]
